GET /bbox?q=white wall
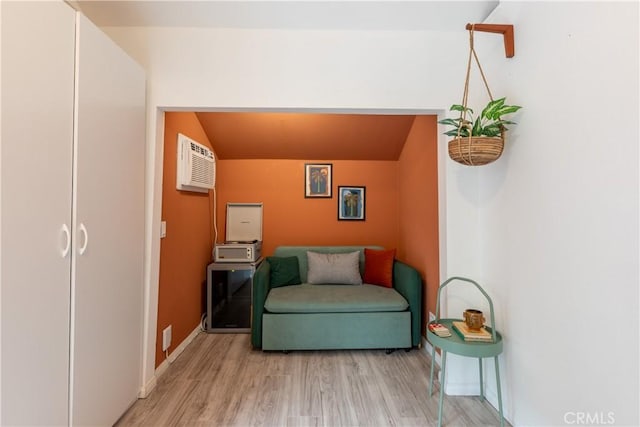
[104,1,639,424]
[445,2,639,425]
[107,27,469,110]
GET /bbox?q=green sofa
[251,246,422,351]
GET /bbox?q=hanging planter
[448,136,504,166]
[439,25,522,166]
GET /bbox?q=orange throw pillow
[363,248,395,288]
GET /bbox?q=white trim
[139,323,202,398]
[436,109,449,288]
[443,381,483,396]
[137,376,157,399]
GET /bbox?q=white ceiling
[71,1,498,31]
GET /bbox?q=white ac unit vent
[176,133,216,193]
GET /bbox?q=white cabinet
[1,2,145,425]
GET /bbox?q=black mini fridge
[205,259,262,332]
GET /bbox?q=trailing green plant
[438,97,522,138]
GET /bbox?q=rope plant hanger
[440,24,521,166]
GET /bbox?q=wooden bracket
[465,23,515,58]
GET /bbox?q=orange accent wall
[157,113,439,366]
[156,112,214,367]
[398,115,440,332]
[215,160,399,255]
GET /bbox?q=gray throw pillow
[306,251,363,285]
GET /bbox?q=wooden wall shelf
[465,23,515,58]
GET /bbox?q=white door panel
[1,2,76,425]
[71,13,146,426]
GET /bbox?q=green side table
[426,277,505,427]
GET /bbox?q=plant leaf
[444,129,468,137]
[495,105,522,116]
[472,117,483,136]
[450,104,473,115]
[438,118,461,127]
[482,98,506,119]
[482,125,502,137]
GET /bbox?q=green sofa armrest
[251,261,271,348]
[393,261,423,347]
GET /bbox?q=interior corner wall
[398,116,439,331]
[214,159,399,255]
[156,112,213,368]
[444,2,639,426]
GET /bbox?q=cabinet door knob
[61,224,71,258]
[78,223,89,255]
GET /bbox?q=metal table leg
[495,356,504,427]
[479,358,484,401]
[437,351,447,427]
[429,345,437,396]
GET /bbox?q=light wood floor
[116,333,507,426]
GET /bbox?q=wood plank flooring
[116,333,507,426]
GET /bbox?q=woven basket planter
[448,136,504,166]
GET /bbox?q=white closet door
[1,2,76,425]
[71,14,146,426]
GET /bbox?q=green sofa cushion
[266,256,302,287]
[264,283,409,314]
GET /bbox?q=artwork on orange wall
[305,163,332,198]
[338,186,366,221]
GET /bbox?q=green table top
[427,318,503,358]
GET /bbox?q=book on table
[452,321,494,342]
[428,323,452,337]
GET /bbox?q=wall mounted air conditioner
[176,133,216,193]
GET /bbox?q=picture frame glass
[305,163,332,198]
[338,186,365,220]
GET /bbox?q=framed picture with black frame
[337,186,366,220]
[304,163,332,198]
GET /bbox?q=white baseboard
[138,375,157,398]
[443,381,483,396]
[138,323,203,398]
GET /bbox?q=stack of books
[452,321,494,342]
[428,323,452,338]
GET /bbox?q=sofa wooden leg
[385,349,396,355]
